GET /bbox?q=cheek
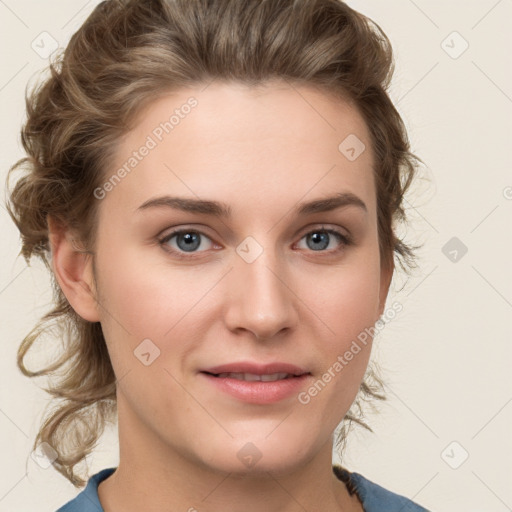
[94,251,199,429]
[300,255,381,402]
[96,235,383,364]
[304,257,382,347]
[96,246,198,337]
[297,275,378,427]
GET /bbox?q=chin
[198,432,318,477]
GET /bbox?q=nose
[223,248,299,341]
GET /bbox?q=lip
[199,361,311,404]
[202,361,309,376]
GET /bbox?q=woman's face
[88,81,392,474]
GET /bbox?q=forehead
[103,80,375,218]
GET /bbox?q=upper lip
[201,361,310,376]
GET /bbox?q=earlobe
[47,216,100,323]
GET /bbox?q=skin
[49,80,393,512]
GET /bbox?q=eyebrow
[136,192,367,217]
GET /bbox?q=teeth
[261,372,289,381]
[216,372,291,381]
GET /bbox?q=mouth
[202,371,304,381]
[199,362,312,404]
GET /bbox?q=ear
[378,257,394,317]
[47,216,100,323]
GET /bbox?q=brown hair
[6,0,422,487]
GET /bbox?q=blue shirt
[56,466,431,511]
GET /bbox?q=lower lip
[200,372,311,404]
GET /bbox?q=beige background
[1,1,511,511]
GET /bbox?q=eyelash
[157,226,353,260]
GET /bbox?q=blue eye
[297,229,350,252]
[159,229,214,256]
[158,227,352,259]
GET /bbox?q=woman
[6,0,429,510]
